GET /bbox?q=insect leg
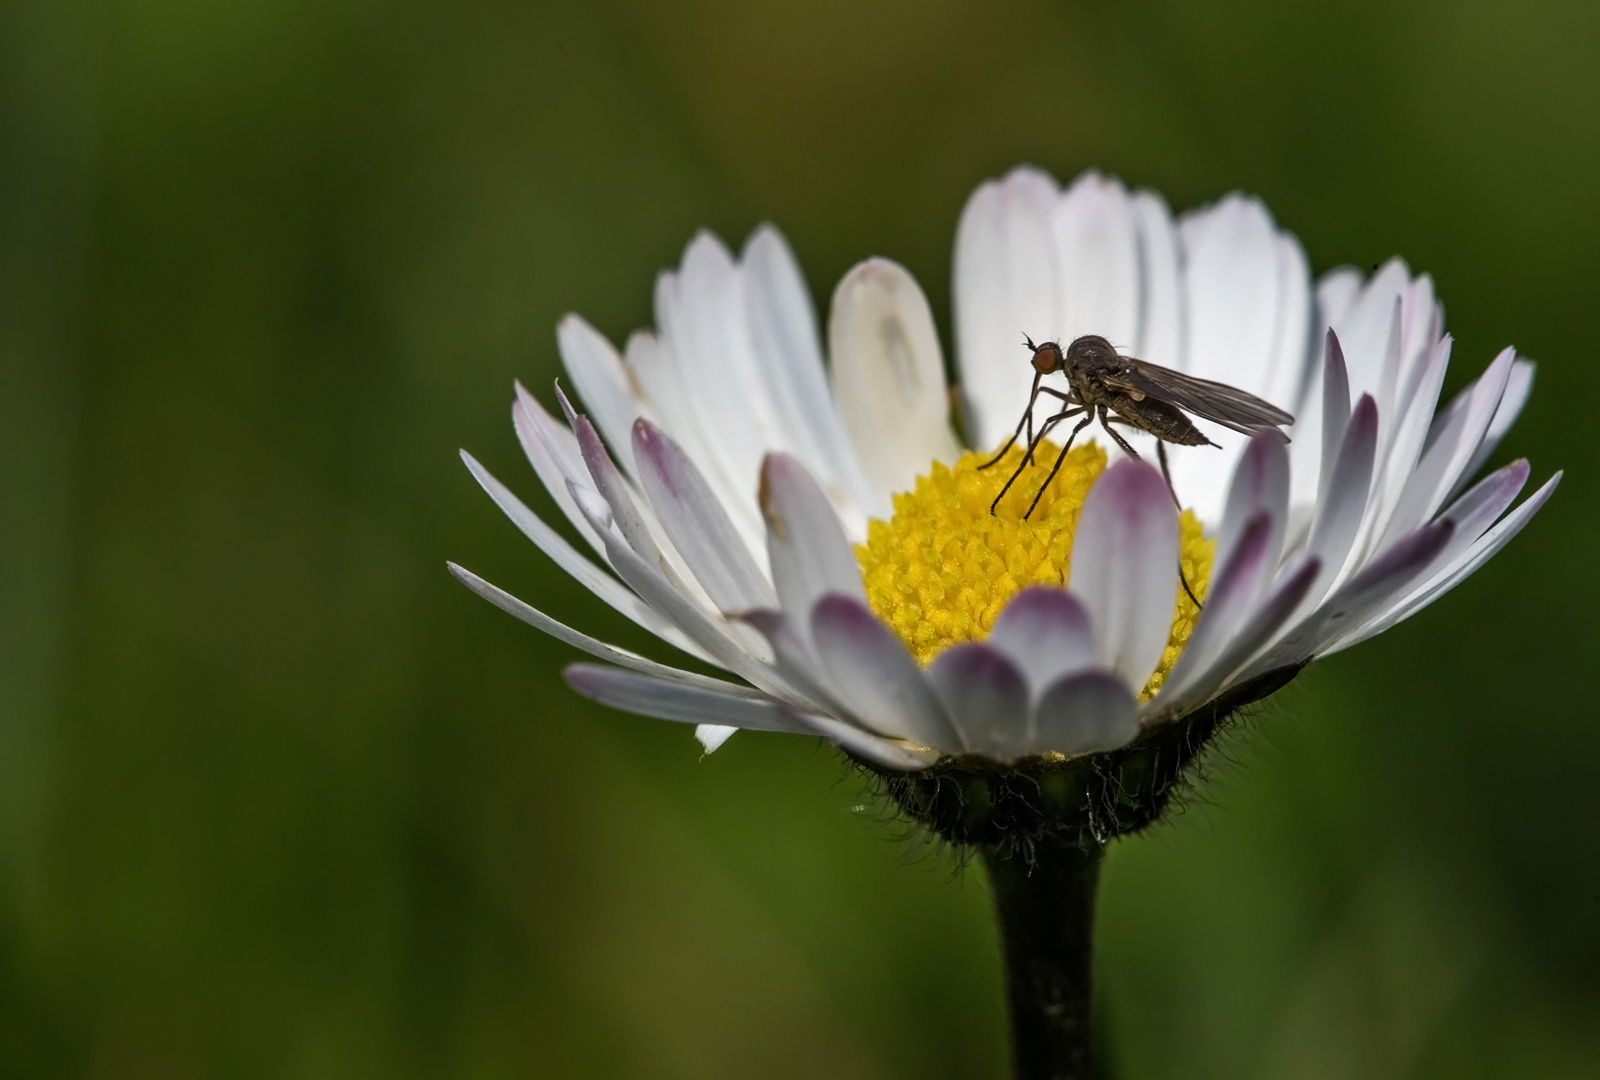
[988,407,1085,516]
[1021,413,1095,521]
[1031,388,1080,463]
[1106,417,1204,609]
[1154,440,1183,512]
[977,371,1042,470]
[1154,440,1205,610]
[1033,404,1085,443]
[1099,408,1142,460]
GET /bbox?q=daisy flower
[451,166,1557,778]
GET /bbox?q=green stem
[982,841,1104,1080]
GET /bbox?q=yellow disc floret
[854,441,1215,700]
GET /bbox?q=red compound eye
[1031,342,1063,374]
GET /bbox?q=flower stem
[982,840,1104,1080]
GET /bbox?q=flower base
[865,663,1304,1079]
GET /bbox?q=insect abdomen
[1116,397,1212,446]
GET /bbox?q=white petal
[1394,273,1441,414]
[1332,258,1410,401]
[760,453,866,626]
[1132,189,1183,369]
[742,224,879,527]
[1051,171,1141,353]
[653,232,777,526]
[986,586,1096,695]
[954,167,1061,450]
[696,725,737,753]
[1031,669,1139,757]
[1179,193,1285,400]
[459,450,718,665]
[1265,230,1314,410]
[1070,459,1179,689]
[557,314,648,477]
[827,258,960,506]
[1168,194,1305,526]
[1316,267,1365,331]
[809,594,961,751]
[448,562,751,694]
[633,419,775,613]
[926,643,1031,761]
[1284,331,1336,523]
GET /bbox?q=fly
[979,334,1295,606]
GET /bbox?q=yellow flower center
[854,441,1214,699]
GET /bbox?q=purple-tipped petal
[1317,330,1351,504]
[760,453,866,620]
[1262,520,1455,668]
[1154,553,1322,721]
[569,662,935,769]
[564,394,659,565]
[802,713,943,772]
[1213,430,1291,582]
[1366,336,1451,548]
[449,561,750,694]
[512,386,609,559]
[583,513,803,702]
[566,664,812,734]
[1458,359,1534,493]
[1070,458,1180,689]
[731,608,842,715]
[1432,458,1531,563]
[927,643,1031,760]
[1031,669,1139,756]
[987,586,1096,694]
[1386,348,1514,545]
[1332,470,1559,652]
[633,419,775,612]
[459,451,717,665]
[1302,394,1378,605]
[810,594,961,752]
[557,314,647,477]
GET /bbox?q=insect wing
[1111,357,1294,435]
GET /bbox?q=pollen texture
[854,442,1214,699]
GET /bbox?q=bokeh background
[2,0,1597,1076]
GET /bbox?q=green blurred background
[2,0,1597,1076]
